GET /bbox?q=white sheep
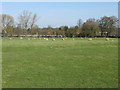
[62,38,65,40]
[52,38,55,41]
[43,38,46,40]
[46,38,48,40]
[9,38,12,40]
[106,38,110,41]
[28,38,30,40]
[20,37,23,39]
[88,38,92,41]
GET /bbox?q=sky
[2,2,118,28]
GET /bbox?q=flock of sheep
[9,37,66,41]
[8,37,110,41]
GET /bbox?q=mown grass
[2,37,118,88]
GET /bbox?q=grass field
[2,37,118,88]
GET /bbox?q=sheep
[20,37,23,39]
[28,38,30,40]
[88,38,92,41]
[46,38,48,40]
[9,38,12,40]
[52,38,55,41]
[106,38,110,41]
[43,38,46,40]
[62,38,65,40]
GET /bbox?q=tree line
[0,10,119,38]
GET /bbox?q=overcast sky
[2,2,118,28]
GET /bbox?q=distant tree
[86,18,96,22]
[68,27,75,37]
[0,14,14,36]
[73,26,81,37]
[31,25,39,35]
[63,26,69,37]
[30,14,38,29]
[6,26,14,36]
[77,19,83,28]
[82,19,100,37]
[98,16,117,37]
[14,27,22,37]
[58,26,65,36]
[18,10,38,30]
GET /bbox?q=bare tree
[18,10,38,30]
[0,14,14,35]
[30,14,38,29]
[77,19,83,28]
[18,10,32,29]
[0,14,14,29]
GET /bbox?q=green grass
[2,37,118,88]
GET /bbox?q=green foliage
[82,20,100,37]
[98,16,117,37]
[6,26,14,36]
[1,13,118,37]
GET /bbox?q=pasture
[2,37,118,88]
